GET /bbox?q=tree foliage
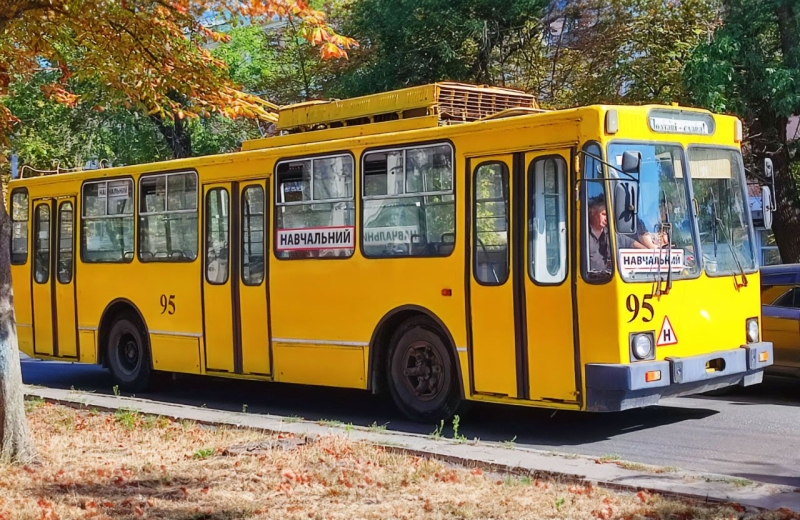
[685,0,800,261]
[331,0,548,97]
[0,0,357,149]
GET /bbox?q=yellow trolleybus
[8,83,773,421]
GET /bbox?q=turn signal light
[759,351,769,363]
[441,288,452,296]
[645,370,661,383]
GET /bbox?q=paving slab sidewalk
[23,385,800,513]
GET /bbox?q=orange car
[761,264,800,377]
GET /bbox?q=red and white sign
[276,226,354,251]
[619,248,685,274]
[657,316,678,346]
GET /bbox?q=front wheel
[387,318,461,423]
[107,314,152,393]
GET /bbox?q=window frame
[686,144,759,277]
[360,140,457,260]
[272,151,356,261]
[472,160,510,286]
[57,200,74,284]
[10,188,29,265]
[137,170,199,263]
[33,202,51,284]
[607,139,702,283]
[528,154,569,286]
[205,186,231,285]
[241,184,266,286]
[80,176,135,264]
[580,141,613,285]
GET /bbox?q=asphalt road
[20,357,800,488]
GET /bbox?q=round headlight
[747,319,759,343]
[633,334,653,360]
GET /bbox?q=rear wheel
[107,314,152,393]
[387,317,461,423]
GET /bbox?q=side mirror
[614,182,637,234]
[621,151,641,175]
[764,158,774,178]
[761,185,773,230]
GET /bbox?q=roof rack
[275,82,541,134]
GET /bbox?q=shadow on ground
[21,358,727,449]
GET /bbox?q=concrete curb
[24,385,800,513]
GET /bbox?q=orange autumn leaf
[0,0,357,144]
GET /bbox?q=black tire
[386,317,461,423]
[106,314,152,393]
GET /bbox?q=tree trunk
[0,199,37,464]
[150,112,192,159]
[768,0,800,262]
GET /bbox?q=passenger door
[31,197,78,358]
[31,199,54,356]
[468,150,578,402]
[469,155,518,397]
[202,181,271,375]
[54,198,78,357]
[523,151,577,403]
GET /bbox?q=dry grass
[0,401,797,520]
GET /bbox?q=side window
[275,154,355,259]
[82,179,134,262]
[139,172,198,261]
[473,162,509,285]
[530,157,567,284]
[57,201,74,284]
[242,185,265,285]
[10,190,28,265]
[34,204,50,284]
[581,143,611,282]
[206,188,230,284]
[771,287,799,308]
[362,143,455,258]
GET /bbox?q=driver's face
[590,208,608,228]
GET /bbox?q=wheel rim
[116,331,140,375]
[400,340,445,402]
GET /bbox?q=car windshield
[608,143,700,281]
[687,147,756,275]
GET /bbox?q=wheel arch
[97,298,149,368]
[367,305,464,398]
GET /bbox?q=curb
[24,386,800,513]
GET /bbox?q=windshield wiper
[652,189,673,296]
[709,188,748,288]
[709,188,719,258]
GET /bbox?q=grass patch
[113,408,140,430]
[24,396,45,413]
[3,403,783,520]
[192,448,215,460]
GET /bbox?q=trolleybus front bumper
[584,342,773,412]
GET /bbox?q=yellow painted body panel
[7,91,764,412]
[273,344,365,388]
[78,330,96,364]
[150,335,201,372]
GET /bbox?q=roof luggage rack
[275,82,542,134]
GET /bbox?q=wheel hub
[401,340,444,401]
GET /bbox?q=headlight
[631,333,654,360]
[746,318,759,343]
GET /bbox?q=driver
[588,196,646,272]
